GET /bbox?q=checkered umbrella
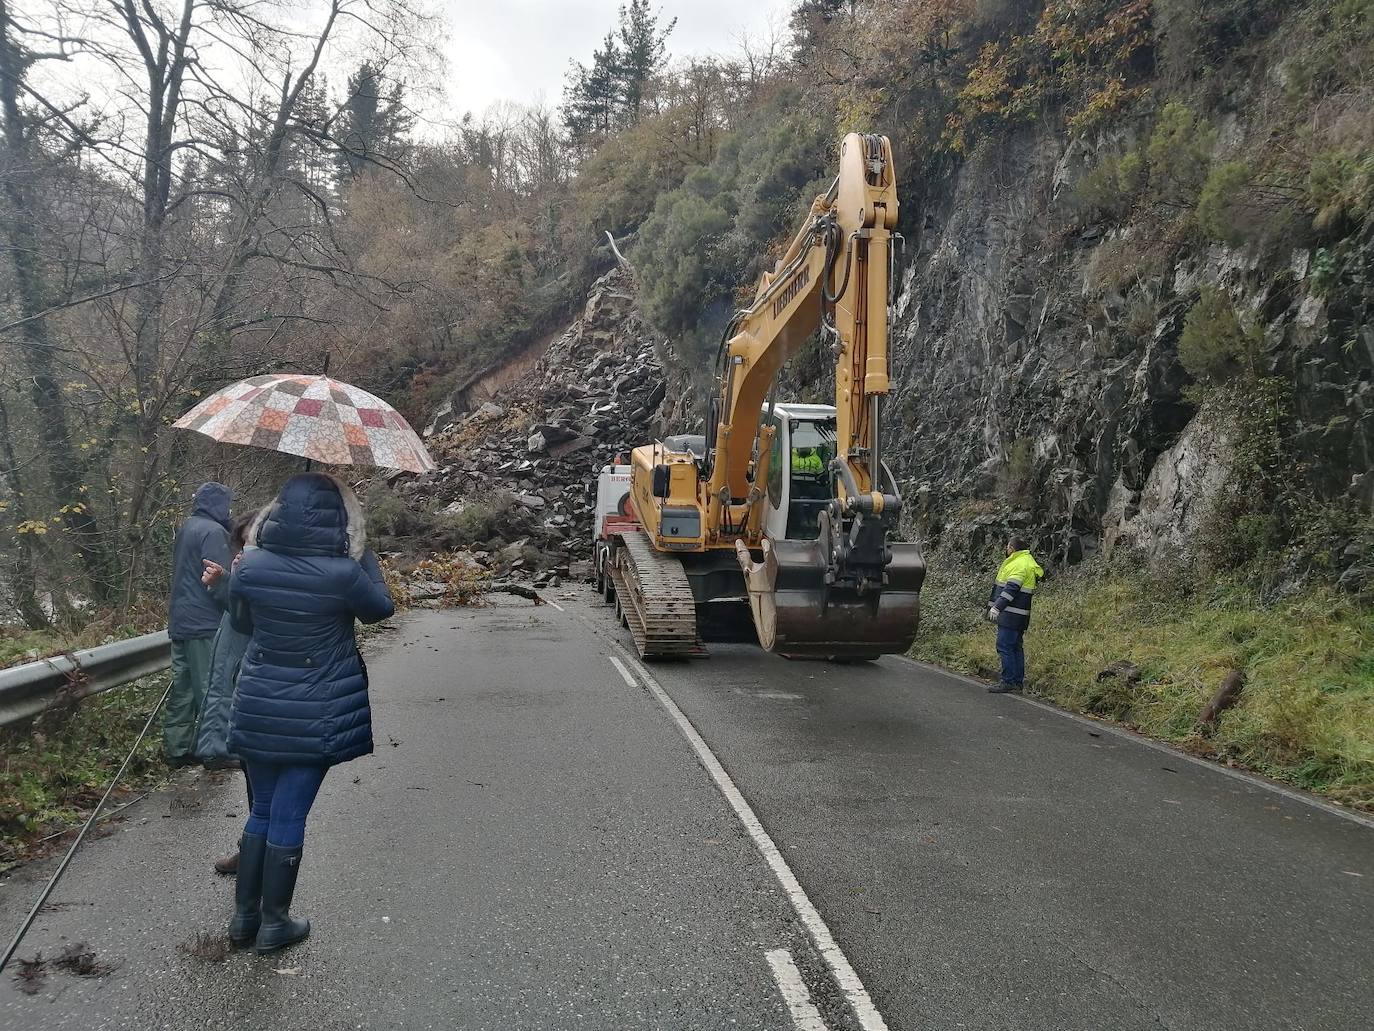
[173,374,436,474]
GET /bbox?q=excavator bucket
[735,538,925,661]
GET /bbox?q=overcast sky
[439,0,794,116]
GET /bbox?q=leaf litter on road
[13,954,47,995]
[54,941,116,977]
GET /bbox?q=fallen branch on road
[488,581,544,603]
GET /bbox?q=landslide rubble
[386,268,667,585]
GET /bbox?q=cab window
[785,419,836,540]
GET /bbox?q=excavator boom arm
[706,134,899,537]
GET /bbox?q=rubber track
[614,531,700,659]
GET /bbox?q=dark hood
[257,473,351,558]
[191,482,232,530]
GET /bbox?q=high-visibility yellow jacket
[792,451,823,475]
[989,550,1045,630]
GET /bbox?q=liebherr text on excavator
[593,133,925,661]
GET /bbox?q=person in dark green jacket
[986,535,1045,693]
[164,483,232,765]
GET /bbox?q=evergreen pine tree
[614,0,675,125]
[336,61,414,182]
[790,0,849,52]
[562,31,622,146]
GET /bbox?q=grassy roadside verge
[911,560,1374,811]
[0,676,171,870]
[1,600,166,671]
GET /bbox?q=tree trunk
[0,393,51,629]
[0,6,119,602]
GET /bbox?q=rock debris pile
[390,268,668,586]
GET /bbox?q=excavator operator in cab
[791,446,824,476]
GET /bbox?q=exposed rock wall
[885,119,1372,576]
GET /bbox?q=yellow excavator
[594,133,925,660]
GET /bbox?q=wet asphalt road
[1,590,1371,1030]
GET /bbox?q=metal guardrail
[0,631,171,729]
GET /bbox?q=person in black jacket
[164,482,233,766]
[225,473,394,954]
[196,511,262,875]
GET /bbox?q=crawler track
[610,531,700,659]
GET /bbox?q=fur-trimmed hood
[334,473,367,560]
[245,504,272,554]
[255,472,366,561]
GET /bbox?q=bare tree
[732,13,787,103]
[0,0,442,604]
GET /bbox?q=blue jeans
[996,626,1026,687]
[244,763,327,849]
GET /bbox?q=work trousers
[996,625,1026,687]
[244,762,328,849]
[164,637,214,759]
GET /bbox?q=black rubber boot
[228,832,266,946]
[255,843,310,955]
[987,682,1023,693]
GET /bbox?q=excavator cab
[742,402,925,661]
[762,404,838,542]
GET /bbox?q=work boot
[255,843,310,955]
[228,832,266,946]
[987,682,1023,694]
[213,849,240,875]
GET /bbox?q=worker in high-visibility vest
[791,447,823,475]
[986,535,1045,693]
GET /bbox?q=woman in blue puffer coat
[225,472,395,954]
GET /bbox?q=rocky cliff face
[885,122,1372,580]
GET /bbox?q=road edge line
[766,948,831,1031]
[896,656,1374,832]
[614,642,891,1031]
[607,655,638,687]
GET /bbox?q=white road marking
[614,646,891,1031]
[896,655,1374,831]
[544,599,566,611]
[766,949,830,1031]
[608,655,638,688]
